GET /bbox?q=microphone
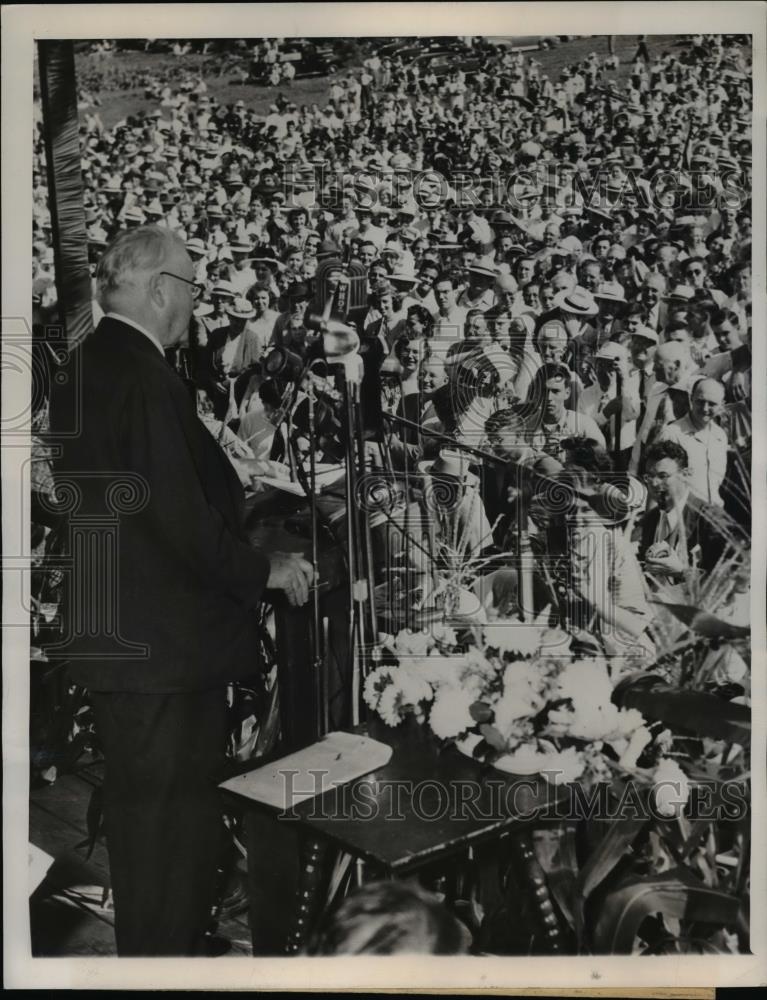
[322,322,363,385]
[263,346,305,382]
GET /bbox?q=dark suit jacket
[638,492,736,576]
[48,317,271,694]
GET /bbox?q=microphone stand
[306,382,328,737]
[613,368,623,470]
[337,364,370,728]
[381,411,602,627]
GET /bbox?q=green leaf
[572,814,649,951]
[479,723,508,751]
[470,701,493,724]
[539,823,579,932]
[593,867,740,954]
[614,678,751,746]
[577,817,649,902]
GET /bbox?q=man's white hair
[95,225,185,307]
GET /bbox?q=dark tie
[638,369,648,427]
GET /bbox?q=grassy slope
[70,35,687,131]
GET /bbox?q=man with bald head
[660,377,728,505]
[639,272,667,331]
[49,226,314,956]
[629,340,699,475]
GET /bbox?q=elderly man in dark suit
[48,226,314,956]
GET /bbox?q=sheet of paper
[219,731,393,810]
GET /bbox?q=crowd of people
[29,32,754,960]
[33,31,752,657]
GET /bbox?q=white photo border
[3,2,765,990]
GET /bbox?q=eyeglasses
[160,271,204,299]
[642,471,676,483]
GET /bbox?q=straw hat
[552,286,598,317]
[664,284,695,302]
[227,297,256,319]
[186,238,207,257]
[630,324,659,345]
[212,280,236,299]
[418,449,478,485]
[467,263,497,281]
[594,281,627,305]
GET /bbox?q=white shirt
[522,408,606,458]
[432,305,467,351]
[660,415,728,506]
[578,380,639,452]
[652,491,692,567]
[105,312,165,356]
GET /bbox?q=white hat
[594,341,629,362]
[467,262,497,280]
[664,284,695,302]
[552,286,598,317]
[186,237,207,257]
[212,280,236,298]
[631,325,659,344]
[123,206,146,224]
[594,281,627,304]
[227,297,256,319]
[418,449,478,485]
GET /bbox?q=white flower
[483,620,548,657]
[394,628,432,656]
[409,655,467,688]
[502,659,541,692]
[455,732,482,757]
[430,623,458,647]
[493,744,547,775]
[617,725,652,769]
[428,687,476,740]
[538,627,573,657]
[369,665,433,727]
[543,747,585,785]
[363,665,397,712]
[397,670,434,707]
[395,654,424,675]
[492,659,545,737]
[494,688,541,735]
[458,654,498,701]
[551,658,647,743]
[377,685,405,726]
[493,740,584,782]
[652,758,690,818]
[615,708,645,735]
[557,658,613,706]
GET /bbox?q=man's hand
[266,551,315,606]
[645,542,686,578]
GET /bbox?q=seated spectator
[638,439,739,582]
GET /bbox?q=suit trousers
[90,688,229,956]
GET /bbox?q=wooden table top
[227,717,564,874]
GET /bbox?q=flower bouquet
[364,611,691,799]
